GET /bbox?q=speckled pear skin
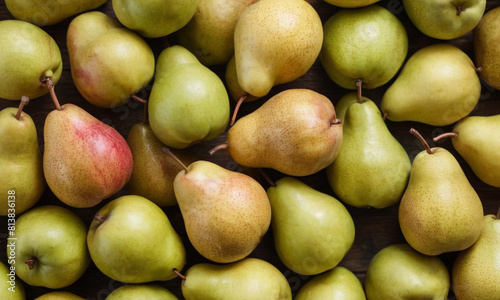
[398,147,484,256]
[173,160,271,263]
[323,0,380,8]
[232,0,323,98]
[43,103,133,208]
[474,6,500,90]
[227,89,343,177]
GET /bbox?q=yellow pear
[474,6,500,90]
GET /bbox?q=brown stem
[230,94,248,126]
[382,112,388,121]
[456,6,466,16]
[355,79,363,103]
[131,95,147,104]
[475,66,482,72]
[15,96,30,120]
[25,257,37,270]
[130,95,149,124]
[94,215,106,224]
[433,132,458,143]
[173,268,186,281]
[163,147,189,172]
[258,169,275,187]
[331,119,343,126]
[410,128,433,154]
[209,143,229,155]
[40,76,62,111]
[496,205,500,220]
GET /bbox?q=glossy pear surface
[227,89,343,176]
[327,97,411,208]
[398,147,484,255]
[174,161,271,263]
[67,11,155,108]
[0,20,62,100]
[322,0,380,7]
[381,43,481,126]
[43,103,133,208]
[106,284,178,300]
[181,258,292,300]
[320,5,408,89]
[149,45,230,149]
[474,6,500,90]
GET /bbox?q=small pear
[398,129,484,256]
[381,43,481,126]
[474,6,500,90]
[322,0,380,7]
[106,284,178,300]
[35,291,85,300]
[267,177,355,276]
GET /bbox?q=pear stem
[433,132,458,143]
[131,95,149,124]
[94,215,106,224]
[41,76,62,111]
[475,66,482,72]
[15,96,30,120]
[163,147,189,172]
[230,94,248,126]
[410,128,433,154]
[25,257,37,270]
[173,268,186,281]
[355,79,363,103]
[382,112,388,121]
[131,95,147,104]
[456,6,466,16]
[496,205,500,219]
[259,169,275,187]
[209,142,229,156]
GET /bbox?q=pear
[474,6,500,90]
[402,0,486,40]
[106,284,178,300]
[364,243,450,300]
[267,177,355,276]
[218,89,343,177]
[326,94,411,208]
[294,266,366,300]
[171,157,271,263]
[0,97,45,215]
[87,195,186,283]
[433,115,500,188]
[43,86,133,208]
[0,20,62,101]
[35,291,85,300]
[398,129,484,256]
[112,0,200,38]
[5,0,107,26]
[323,0,380,8]
[381,43,481,126]
[320,5,408,90]
[148,45,230,149]
[0,261,26,299]
[176,0,256,66]
[451,212,500,299]
[178,258,292,299]
[67,11,155,108]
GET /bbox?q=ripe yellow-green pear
[452,213,500,299]
[398,129,484,256]
[323,0,380,7]
[179,258,292,299]
[0,98,45,216]
[67,11,155,108]
[5,0,106,26]
[112,0,200,38]
[0,20,62,101]
[320,5,408,90]
[402,0,486,40]
[267,177,355,276]
[11,205,91,289]
[294,266,366,300]
[364,243,450,300]
[474,6,500,90]
[0,261,25,299]
[106,284,178,300]
[87,195,186,283]
[381,43,481,126]
[34,291,85,300]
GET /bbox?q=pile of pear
[1,0,500,299]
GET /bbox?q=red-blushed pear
[42,78,133,208]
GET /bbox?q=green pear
[267,177,355,276]
[474,6,500,90]
[112,0,200,38]
[0,261,26,299]
[87,195,186,283]
[0,98,45,216]
[148,45,230,149]
[176,0,256,66]
[10,205,91,289]
[34,291,85,300]
[452,213,500,299]
[106,284,178,300]
[5,0,107,26]
[326,95,411,208]
[67,11,155,108]
[333,92,364,121]
[381,43,481,126]
[294,266,366,300]
[398,129,484,256]
[403,0,486,40]
[179,258,292,299]
[322,0,380,8]
[222,89,343,177]
[433,115,500,188]
[0,20,62,101]
[172,159,271,263]
[320,5,408,90]
[364,243,450,300]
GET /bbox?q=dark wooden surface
[1,0,499,299]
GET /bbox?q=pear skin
[323,0,380,7]
[474,6,500,90]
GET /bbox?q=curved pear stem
[410,128,433,154]
[15,96,30,120]
[456,6,466,16]
[40,76,62,111]
[433,132,458,143]
[230,94,248,127]
[94,214,106,225]
[496,205,500,220]
[259,169,275,187]
[209,142,229,156]
[131,95,149,124]
[25,257,37,270]
[355,79,363,103]
[163,147,189,172]
[382,112,388,121]
[173,268,186,281]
